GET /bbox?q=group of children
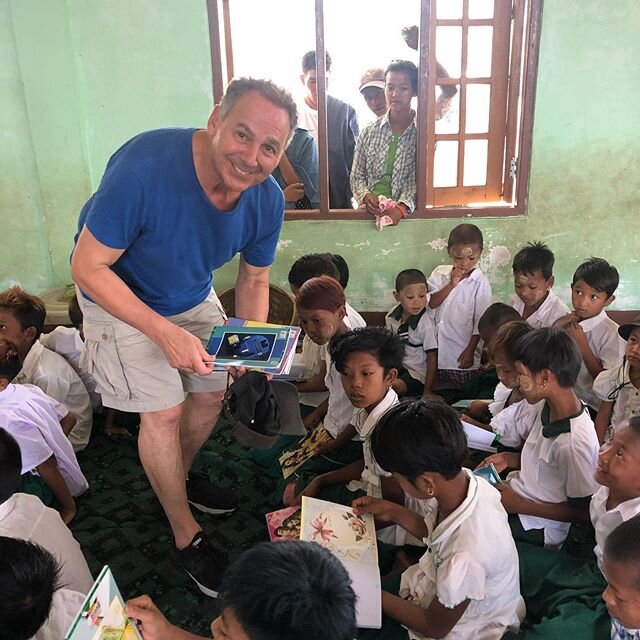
[2,221,640,639]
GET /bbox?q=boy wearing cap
[359,68,387,119]
[593,314,640,443]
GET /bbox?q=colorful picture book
[474,462,503,485]
[461,419,498,453]
[278,424,332,479]
[206,318,300,375]
[300,496,381,629]
[265,506,302,541]
[65,566,142,640]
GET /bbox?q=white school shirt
[31,588,86,640]
[488,382,512,417]
[590,486,640,572]
[427,265,492,371]
[611,619,640,640]
[322,346,355,438]
[490,397,540,449]
[296,98,319,143]
[345,301,367,329]
[511,290,570,329]
[506,403,599,547]
[0,493,93,593]
[399,470,525,640]
[347,387,398,497]
[385,306,438,384]
[573,311,625,410]
[15,340,93,451]
[40,327,101,411]
[594,362,640,427]
[0,383,88,496]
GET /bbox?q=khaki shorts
[78,289,228,413]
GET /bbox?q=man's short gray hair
[219,78,298,137]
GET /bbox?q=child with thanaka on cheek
[478,328,600,548]
[427,224,492,389]
[353,400,525,640]
[593,316,640,443]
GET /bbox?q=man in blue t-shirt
[71,78,296,597]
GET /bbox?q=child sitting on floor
[594,314,640,443]
[0,428,92,594]
[479,328,600,548]
[0,286,93,450]
[385,269,438,399]
[0,338,88,524]
[353,400,525,639]
[554,257,624,416]
[427,224,492,390]
[511,240,569,328]
[285,327,403,506]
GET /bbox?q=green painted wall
[1,0,639,311]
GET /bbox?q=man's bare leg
[138,403,201,549]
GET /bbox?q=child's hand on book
[288,477,323,507]
[125,595,174,639]
[351,496,398,523]
[494,483,525,514]
[476,452,520,474]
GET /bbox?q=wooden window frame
[206,0,543,221]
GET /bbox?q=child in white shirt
[385,269,438,398]
[554,258,624,414]
[511,241,569,328]
[428,224,492,389]
[354,400,524,639]
[479,328,599,548]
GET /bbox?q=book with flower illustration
[300,496,381,629]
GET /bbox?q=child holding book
[479,328,600,548]
[285,327,403,506]
[353,400,524,639]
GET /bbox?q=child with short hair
[353,400,525,639]
[0,286,93,450]
[593,315,640,443]
[427,224,492,389]
[330,253,350,289]
[385,269,438,398]
[126,540,358,640]
[554,257,624,414]
[479,328,600,548]
[0,338,88,524]
[0,428,92,594]
[511,241,570,327]
[286,327,403,506]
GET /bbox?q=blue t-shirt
[74,128,284,316]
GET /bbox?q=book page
[279,425,332,479]
[461,419,497,453]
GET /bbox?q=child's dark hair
[477,302,521,334]
[330,327,404,375]
[302,50,332,74]
[67,294,83,329]
[0,537,61,640]
[218,541,356,640]
[573,257,619,298]
[296,276,345,313]
[604,513,640,586]
[447,223,483,250]
[395,269,427,292]
[0,337,21,382]
[330,254,349,289]
[513,327,581,388]
[512,241,555,279]
[371,400,467,482]
[0,429,22,504]
[385,60,418,93]
[0,286,46,339]
[490,320,533,362]
[288,253,340,290]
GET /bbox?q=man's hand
[363,193,381,215]
[283,182,305,202]
[351,496,398,523]
[155,324,214,376]
[384,206,405,226]
[125,595,175,640]
[457,346,475,369]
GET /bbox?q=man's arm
[234,257,270,322]
[71,226,212,375]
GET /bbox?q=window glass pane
[437,0,463,19]
[468,0,494,19]
[463,139,488,186]
[434,141,458,187]
[465,84,491,133]
[435,83,460,134]
[436,26,462,79]
[466,26,493,77]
